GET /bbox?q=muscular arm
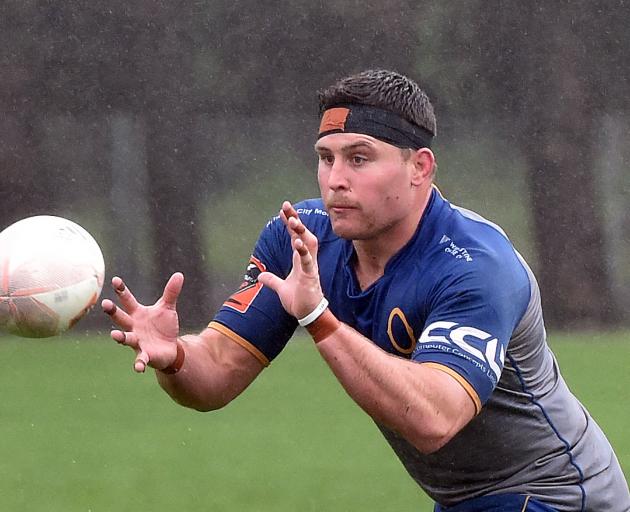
[103,273,264,412]
[156,327,264,412]
[314,322,475,454]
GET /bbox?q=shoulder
[428,198,529,289]
[415,197,533,329]
[412,199,535,405]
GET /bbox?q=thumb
[162,272,184,308]
[258,271,283,293]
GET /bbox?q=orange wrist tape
[305,309,341,343]
[160,339,186,374]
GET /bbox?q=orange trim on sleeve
[422,362,482,414]
[208,321,270,367]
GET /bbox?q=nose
[325,158,350,191]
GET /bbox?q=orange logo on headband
[319,107,350,133]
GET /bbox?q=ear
[410,148,435,186]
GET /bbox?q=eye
[319,154,334,165]
[351,155,367,166]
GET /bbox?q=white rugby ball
[0,215,105,338]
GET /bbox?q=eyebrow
[314,141,376,153]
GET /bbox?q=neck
[353,187,432,290]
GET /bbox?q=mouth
[328,204,357,214]
[327,198,358,211]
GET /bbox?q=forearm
[315,321,474,453]
[156,330,263,412]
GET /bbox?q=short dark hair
[318,69,437,136]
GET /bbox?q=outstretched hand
[102,272,183,373]
[258,201,324,320]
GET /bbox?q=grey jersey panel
[379,258,630,511]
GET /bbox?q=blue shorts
[434,494,558,512]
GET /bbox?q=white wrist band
[298,297,329,327]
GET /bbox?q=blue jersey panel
[411,205,530,405]
[212,200,335,362]
[212,210,296,362]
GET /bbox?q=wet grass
[0,331,627,511]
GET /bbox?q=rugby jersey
[211,188,630,511]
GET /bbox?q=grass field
[0,331,628,511]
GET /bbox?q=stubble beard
[329,210,390,241]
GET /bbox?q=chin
[329,220,352,239]
[330,221,369,241]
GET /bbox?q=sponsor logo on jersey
[295,207,328,217]
[265,207,328,228]
[440,235,473,262]
[266,216,280,228]
[387,307,416,355]
[223,255,266,314]
[417,321,505,383]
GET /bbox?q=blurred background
[1,3,629,510]
[1,0,629,332]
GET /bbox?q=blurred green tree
[0,0,627,330]
[409,1,629,329]
[477,1,629,328]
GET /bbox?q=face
[315,132,430,241]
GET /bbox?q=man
[103,69,630,511]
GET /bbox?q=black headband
[317,104,434,149]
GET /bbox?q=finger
[288,216,319,255]
[279,208,289,227]
[111,276,139,313]
[287,216,307,236]
[279,208,299,239]
[279,201,300,234]
[293,237,309,258]
[258,271,284,293]
[111,329,139,348]
[281,201,298,220]
[134,349,149,373]
[293,240,316,274]
[102,299,133,331]
[162,272,184,308]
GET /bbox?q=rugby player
[103,69,630,511]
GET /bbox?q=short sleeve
[210,215,297,365]
[412,254,530,410]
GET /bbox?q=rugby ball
[0,215,105,338]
